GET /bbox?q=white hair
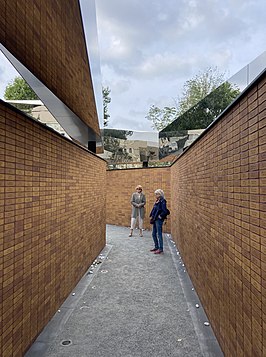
[154,189,165,198]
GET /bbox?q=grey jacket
[131,192,146,219]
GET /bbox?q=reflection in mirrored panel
[100,51,266,168]
[1,0,103,149]
[0,51,18,98]
[3,99,72,139]
[228,50,266,90]
[1,44,94,148]
[100,128,206,168]
[0,48,71,139]
[227,66,248,91]
[159,51,266,160]
[249,51,266,82]
[31,105,71,139]
[159,129,205,159]
[99,129,168,169]
[159,79,241,160]
[2,91,72,140]
[79,0,103,128]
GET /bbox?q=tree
[102,128,133,140]
[177,67,225,116]
[146,68,240,131]
[162,81,240,132]
[102,128,133,163]
[4,76,38,111]
[145,105,177,131]
[102,86,111,127]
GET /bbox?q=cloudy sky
[95,0,266,131]
[0,0,265,133]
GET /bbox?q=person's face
[155,193,160,198]
[136,188,142,193]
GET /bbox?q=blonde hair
[154,189,164,198]
[135,185,143,191]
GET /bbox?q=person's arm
[139,194,146,207]
[158,199,168,219]
[131,193,139,207]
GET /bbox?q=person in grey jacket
[129,185,146,237]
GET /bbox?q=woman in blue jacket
[149,189,169,254]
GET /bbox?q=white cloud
[112,79,131,94]
[95,0,266,131]
[1,0,265,133]
[136,53,186,79]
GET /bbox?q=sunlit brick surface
[0,0,100,135]
[106,167,171,233]
[0,102,106,357]
[171,73,266,357]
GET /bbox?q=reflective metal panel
[79,0,103,128]
[0,44,90,147]
[228,50,266,90]
[159,51,266,160]
[100,129,162,168]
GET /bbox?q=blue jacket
[150,198,168,221]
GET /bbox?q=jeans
[152,219,163,251]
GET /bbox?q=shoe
[150,248,158,252]
[129,233,132,237]
[154,249,163,254]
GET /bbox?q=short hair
[154,189,164,198]
[135,185,143,191]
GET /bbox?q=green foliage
[145,105,177,131]
[163,81,240,131]
[102,128,133,163]
[4,76,38,112]
[4,76,38,100]
[177,67,225,116]
[104,137,133,163]
[147,67,240,131]
[102,86,111,127]
[102,128,133,140]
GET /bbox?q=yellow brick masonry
[0,102,106,357]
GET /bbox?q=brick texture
[0,101,106,357]
[0,0,100,136]
[171,72,266,356]
[106,167,171,233]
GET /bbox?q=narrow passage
[26,225,223,357]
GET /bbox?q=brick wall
[106,167,171,233]
[1,69,265,357]
[0,0,99,135]
[0,102,106,357]
[171,72,266,356]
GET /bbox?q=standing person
[129,185,146,237]
[149,189,169,254]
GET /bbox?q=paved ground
[25,225,223,357]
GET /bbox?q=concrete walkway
[26,225,223,357]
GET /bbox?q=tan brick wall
[106,167,171,233]
[0,102,106,357]
[0,0,99,135]
[170,73,266,356]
